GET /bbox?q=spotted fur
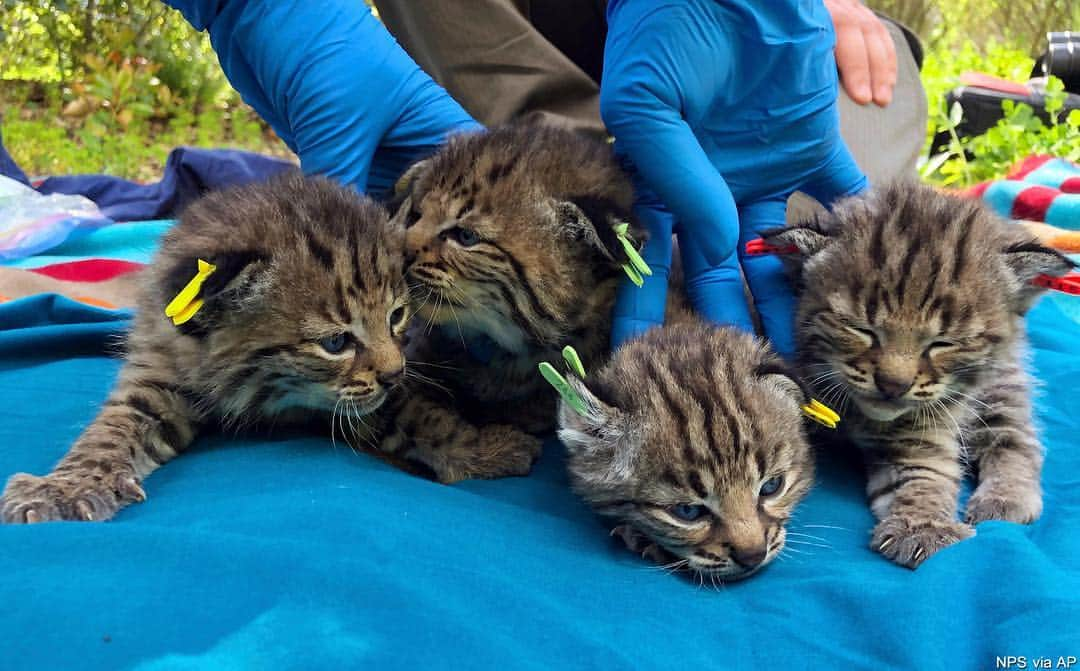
[555,322,814,581]
[1,175,414,522]
[764,180,1076,568]
[384,123,655,477]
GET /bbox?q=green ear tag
[622,263,644,287]
[538,362,588,416]
[613,222,652,278]
[562,345,586,378]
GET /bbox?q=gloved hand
[601,0,868,357]
[164,0,480,195]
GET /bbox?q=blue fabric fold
[1,222,1078,669]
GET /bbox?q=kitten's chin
[352,390,388,415]
[854,397,913,422]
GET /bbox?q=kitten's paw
[965,485,1042,525]
[1,469,145,524]
[435,426,542,482]
[871,515,974,569]
[472,426,543,479]
[611,525,674,565]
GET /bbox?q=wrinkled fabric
[1,221,1079,670]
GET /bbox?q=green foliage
[921,77,1080,186]
[870,1,1080,186]
[868,0,1080,57]
[0,0,291,180]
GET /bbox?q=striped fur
[382,123,650,478]
[557,323,815,581]
[1,175,412,522]
[764,181,1075,568]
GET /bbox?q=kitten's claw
[1,469,145,524]
[871,515,973,569]
[75,500,95,521]
[119,477,147,503]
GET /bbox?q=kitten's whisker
[785,531,829,543]
[784,539,833,550]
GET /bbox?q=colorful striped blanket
[964,155,1080,253]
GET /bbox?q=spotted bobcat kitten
[762,180,1075,568]
[1,175,411,523]
[384,123,655,478]
[555,322,815,581]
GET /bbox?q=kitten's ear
[555,195,645,268]
[1002,239,1076,309]
[164,250,271,321]
[756,358,812,408]
[385,158,431,214]
[557,377,637,484]
[760,214,836,259]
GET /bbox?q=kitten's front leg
[1,366,199,523]
[380,393,542,483]
[863,435,972,569]
[963,376,1043,525]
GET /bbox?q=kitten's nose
[377,367,404,387]
[874,372,913,400]
[730,544,768,569]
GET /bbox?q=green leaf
[949,101,964,127]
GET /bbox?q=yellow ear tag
[165,259,217,326]
[801,398,840,429]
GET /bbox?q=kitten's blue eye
[454,227,481,246]
[759,476,784,497]
[319,333,348,354]
[668,503,708,522]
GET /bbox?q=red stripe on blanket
[1061,176,1080,194]
[1008,155,1054,180]
[29,259,145,282]
[1011,185,1058,222]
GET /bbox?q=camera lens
[1044,31,1079,92]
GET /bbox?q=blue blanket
[1,221,1078,670]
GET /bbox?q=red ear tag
[744,238,799,256]
[1032,273,1080,295]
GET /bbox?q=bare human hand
[824,0,897,107]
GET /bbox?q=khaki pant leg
[372,0,605,137]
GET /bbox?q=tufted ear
[162,250,271,333]
[384,158,432,216]
[761,212,837,257]
[555,195,646,269]
[557,376,638,485]
[755,358,812,408]
[1002,239,1077,311]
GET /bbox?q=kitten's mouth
[687,558,768,582]
[853,396,914,422]
[342,389,388,415]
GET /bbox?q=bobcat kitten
[383,123,652,477]
[2,175,411,523]
[763,181,1075,568]
[556,322,815,581]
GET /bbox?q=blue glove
[602,0,868,357]
[164,0,480,195]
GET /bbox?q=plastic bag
[0,175,113,261]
